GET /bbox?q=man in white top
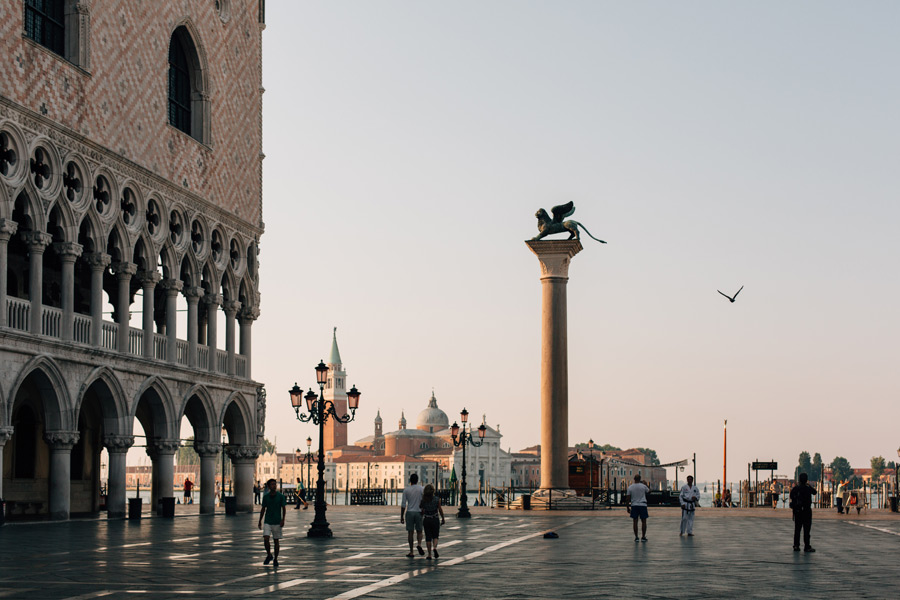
[400,473,425,557]
[679,475,700,536]
[625,474,651,542]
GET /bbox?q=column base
[528,488,589,510]
[307,521,333,538]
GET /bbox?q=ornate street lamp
[450,407,486,518]
[895,447,899,505]
[304,436,313,501]
[288,361,361,537]
[588,438,594,508]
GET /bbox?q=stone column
[53,242,83,341]
[526,240,583,492]
[238,306,258,379]
[0,426,13,500]
[45,430,80,520]
[0,219,18,328]
[223,300,241,376]
[84,253,111,347]
[137,270,161,359]
[148,439,180,512]
[160,279,183,363]
[227,446,259,512]
[112,262,137,354]
[102,434,134,519]
[204,294,222,373]
[183,286,204,368]
[195,442,220,514]
[22,231,53,335]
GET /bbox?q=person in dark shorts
[258,479,287,567]
[420,484,445,559]
[183,478,193,503]
[790,472,817,552]
[625,474,650,542]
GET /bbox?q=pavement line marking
[325,566,366,576]
[62,592,115,600]
[846,521,900,536]
[328,552,373,563]
[211,569,296,587]
[246,578,316,595]
[326,519,583,600]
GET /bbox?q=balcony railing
[4,296,246,378]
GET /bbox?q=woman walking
[421,484,445,559]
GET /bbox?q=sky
[254,1,900,483]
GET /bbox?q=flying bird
[717,286,743,303]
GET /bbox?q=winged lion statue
[532,201,606,243]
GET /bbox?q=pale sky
[255,1,900,483]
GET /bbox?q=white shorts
[262,523,283,539]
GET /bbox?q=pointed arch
[77,209,103,254]
[221,268,238,303]
[168,20,210,143]
[75,366,128,437]
[131,375,176,440]
[179,251,199,287]
[157,240,177,280]
[133,233,156,272]
[106,222,131,263]
[12,187,44,232]
[220,391,254,446]
[47,198,76,243]
[8,354,73,431]
[179,384,217,444]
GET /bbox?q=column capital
[137,270,162,287]
[0,425,14,446]
[223,300,242,315]
[160,278,184,294]
[83,252,112,270]
[194,441,221,457]
[183,285,205,301]
[0,218,18,240]
[148,438,181,455]
[103,434,135,453]
[112,261,137,279]
[44,430,81,450]
[238,305,260,322]
[226,445,260,461]
[21,230,53,250]
[53,241,84,260]
[203,293,224,308]
[525,239,583,279]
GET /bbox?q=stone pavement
[1,507,898,599]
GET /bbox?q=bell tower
[323,328,348,451]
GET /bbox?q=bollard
[160,497,176,518]
[224,496,237,515]
[128,497,142,520]
[522,494,531,510]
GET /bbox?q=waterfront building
[0,1,266,520]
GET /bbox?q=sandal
[406,553,414,558]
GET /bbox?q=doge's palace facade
[0,1,266,520]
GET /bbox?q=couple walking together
[400,473,445,559]
[625,474,701,541]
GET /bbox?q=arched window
[167,26,209,143]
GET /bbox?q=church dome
[416,392,449,432]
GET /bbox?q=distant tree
[811,453,823,482]
[795,451,812,481]
[574,442,621,451]
[830,456,853,483]
[176,436,199,466]
[637,448,660,466]
[871,456,886,479]
[887,460,897,471]
[260,437,276,455]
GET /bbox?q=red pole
[723,419,727,494]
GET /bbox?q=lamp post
[450,408,486,518]
[895,447,899,505]
[588,439,594,509]
[289,360,361,537]
[304,436,313,502]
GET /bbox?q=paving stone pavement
[1,507,898,599]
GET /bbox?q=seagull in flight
[717,286,743,303]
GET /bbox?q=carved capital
[183,286,205,301]
[151,438,181,455]
[226,445,260,461]
[239,305,260,323]
[54,241,84,260]
[194,441,221,458]
[160,278,184,294]
[137,270,162,287]
[113,262,137,279]
[0,425,14,446]
[103,434,135,453]
[44,430,80,450]
[223,300,242,316]
[83,252,112,270]
[525,240,583,280]
[0,218,18,241]
[203,293,223,308]
[21,231,53,250]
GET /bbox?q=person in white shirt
[625,474,651,542]
[400,473,425,557]
[679,475,700,536]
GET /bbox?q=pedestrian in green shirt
[258,479,286,567]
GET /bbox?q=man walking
[625,474,651,542]
[258,478,287,567]
[400,473,425,557]
[293,477,308,510]
[790,473,817,552]
[679,475,700,536]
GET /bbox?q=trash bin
[521,494,531,510]
[224,496,237,515]
[160,497,176,518]
[128,497,142,520]
[891,496,898,513]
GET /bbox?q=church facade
[0,1,266,520]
